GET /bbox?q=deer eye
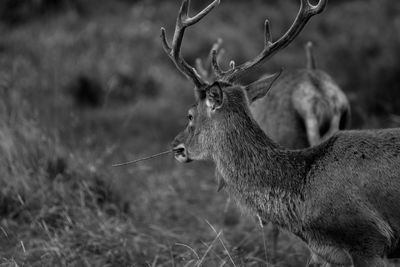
[188,114,194,121]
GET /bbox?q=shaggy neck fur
[212,101,314,232]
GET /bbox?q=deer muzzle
[172,143,191,163]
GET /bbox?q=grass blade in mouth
[111,150,172,167]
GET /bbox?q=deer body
[209,87,400,266]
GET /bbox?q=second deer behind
[251,41,350,149]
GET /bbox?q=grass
[0,0,400,266]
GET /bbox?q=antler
[305,41,316,70]
[161,0,220,89]
[212,0,327,82]
[195,38,224,81]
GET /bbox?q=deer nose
[172,143,189,163]
[172,143,185,153]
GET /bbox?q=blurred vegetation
[0,0,400,266]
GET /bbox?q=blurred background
[0,0,399,266]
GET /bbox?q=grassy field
[1,0,400,266]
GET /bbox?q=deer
[162,0,400,266]
[196,39,351,263]
[250,41,350,149]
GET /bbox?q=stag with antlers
[160,0,400,266]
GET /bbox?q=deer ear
[206,84,224,110]
[244,70,282,103]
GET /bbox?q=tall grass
[0,81,139,265]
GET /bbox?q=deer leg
[222,197,241,226]
[351,255,386,267]
[306,262,338,267]
[307,244,352,267]
[256,217,278,265]
[306,252,324,267]
[306,253,339,267]
[320,115,340,143]
[270,224,279,264]
[304,116,321,147]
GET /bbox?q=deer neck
[212,115,311,229]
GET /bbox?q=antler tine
[264,19,272,45]
[210,37,230,77]
[160,28,171,53]
[211,38,224,58]
[305,0,328,15]
[211,47,224,77]
[213,39,226,73]
[217,0,327,82]
[184,0,221,26]
[160,0,220,88]
[196,38,224,80]
[195,58,209,79]
[305,41,316,70]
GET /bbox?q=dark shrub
[67,75,104,108]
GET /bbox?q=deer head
[161,0,327,162]
[171,82,255,162]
